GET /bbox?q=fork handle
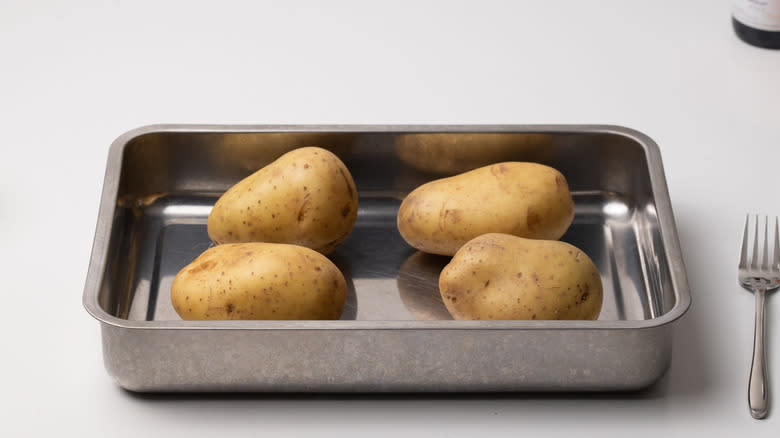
[749,290,768,419]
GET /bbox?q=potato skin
[397,162,574,256]
[439,233,602,320]
[207,146,358,254]
[171,242,347,320]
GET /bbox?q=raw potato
[395,133,553,175]
[207,146,358,254]
[397,162,574,256]
[439,233,602,320]
[171,242,347,320]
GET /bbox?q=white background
[2,0,780,436]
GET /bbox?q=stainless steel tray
[83,124,690,392]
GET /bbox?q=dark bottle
[733,0,780,49]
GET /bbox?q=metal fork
[738,215,780,419]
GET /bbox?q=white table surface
[2,0,780,436]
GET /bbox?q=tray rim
[83,123,691,332]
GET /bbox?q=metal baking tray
[83,124,690,392]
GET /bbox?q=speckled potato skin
[397,162,574,256]
[171,242,347,320]
[439,233,602,320]
[207,147,358,254]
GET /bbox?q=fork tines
[739,215,780,272]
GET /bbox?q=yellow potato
[171,242,347,320]
[395,133,553,175]
[397,162,574,256]
[207,146,358,254]
[439,233,602,320]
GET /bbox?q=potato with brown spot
[171,242,347,320]
[207,147,358,254]
[397,162,574,256]
[439,233,602,320]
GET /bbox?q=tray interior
[98,130,675,322]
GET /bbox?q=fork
[738,215,780,419]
